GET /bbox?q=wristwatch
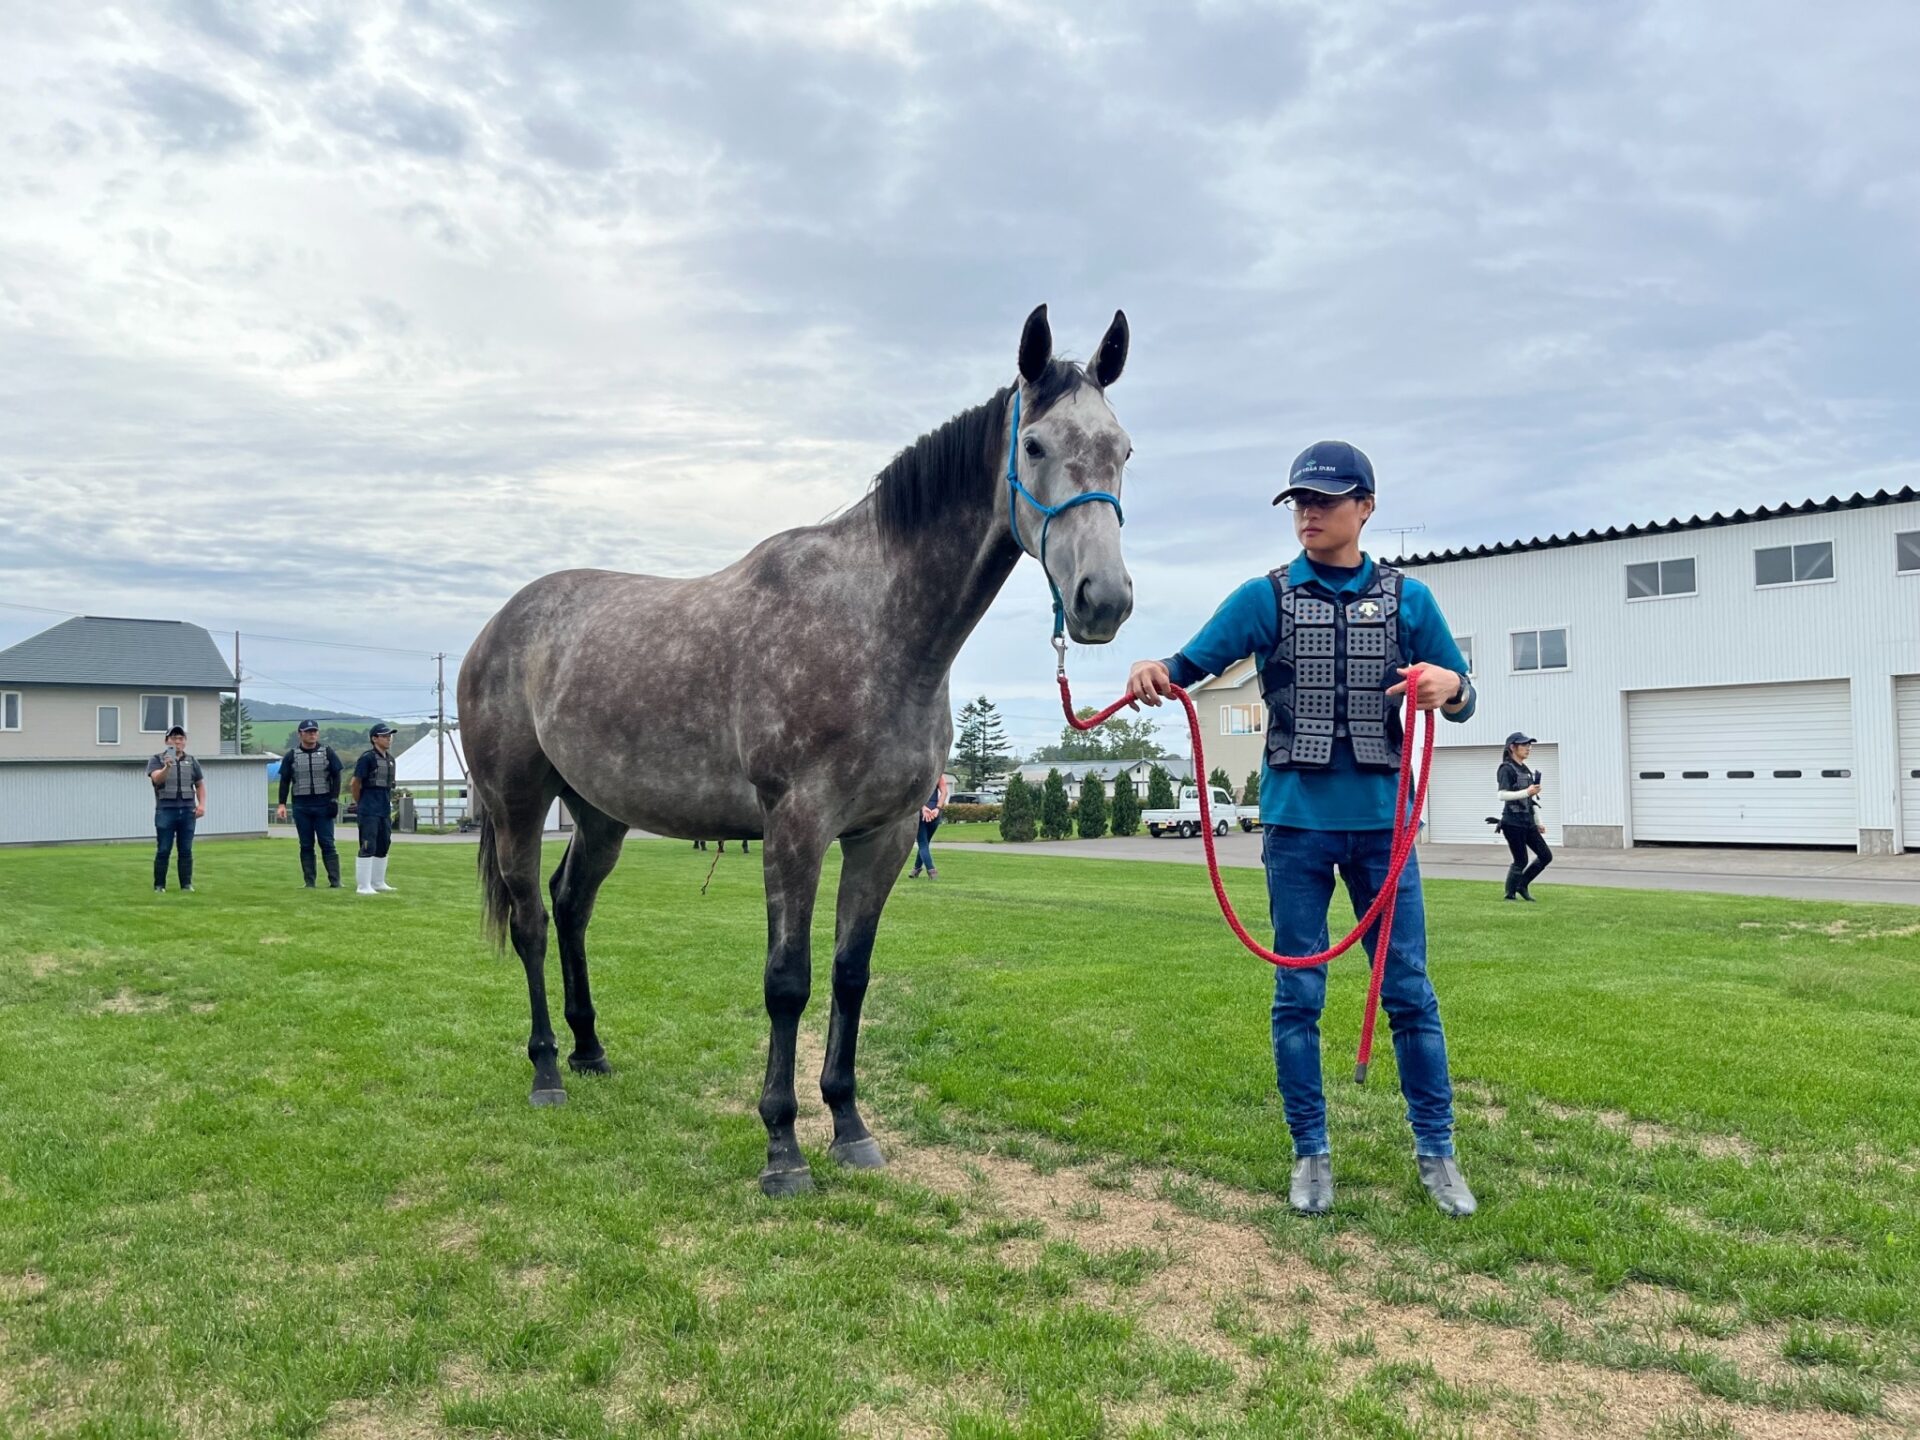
[1446,676,1470,707]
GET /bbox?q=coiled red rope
[1057,668,1435,1082]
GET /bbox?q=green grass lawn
[1,840,1916,1439]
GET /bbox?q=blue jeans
[292,799,340,885]
[154,805,196,888]
[1263,825,1455,1158]
[914,817,940,872]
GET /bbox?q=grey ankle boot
[1417,1155,1477,1217]
[1289,1155,1333,1215]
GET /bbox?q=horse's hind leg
[821,813,918,1170]
[489,788,567,1105]
[549,794,629,1076]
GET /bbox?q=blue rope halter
[1003,389,1125,644]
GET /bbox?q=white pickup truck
[1143,784,1257,838]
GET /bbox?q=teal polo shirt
[1163,554,1475,831]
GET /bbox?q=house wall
[0,685,225,759]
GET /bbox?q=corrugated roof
[0,616,235,688]
[1397,487,1919,568]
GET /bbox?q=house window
[1511,628,1569,673]
[1453,636,1475,676]
[1625,557,1696,600]
[97,706,120,746]
[1220,703,1265,736]
[1,692,20,730]
[140,694,188,733]
[1898,531,1920,574]
[1755,540,1834,587]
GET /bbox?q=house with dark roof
[0,616,268,846]
[0,616,236,758]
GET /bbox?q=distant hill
[243,700,381,725]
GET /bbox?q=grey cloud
[171,0,352,77]
[325,86,468,157]
[522,112,615,171]
[122,68,257,153]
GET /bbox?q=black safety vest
[362,748,395,791]
[1498,759,1539,824]
[154,751,197,802]
[1260,563,1407,772]
[286,745,336,798]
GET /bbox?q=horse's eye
[1024,438,1044,460]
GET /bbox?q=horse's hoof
[829,1136,888,1171]
[529,1088,568,1108]
[759,1165,816,1198]
[568,1053,613,1076]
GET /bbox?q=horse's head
[1005,304,1135,645]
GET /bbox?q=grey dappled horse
[459,305,1134,1195]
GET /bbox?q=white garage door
[1628,682,1855,846]
[1898,676,1920,853]
[1419,744,1562,845]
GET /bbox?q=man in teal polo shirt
[1126,441,1479,1217]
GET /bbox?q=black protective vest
[363,749,395,791]
[1261,563,1407,771]
[155,752,196,802]
[287,745,335,799]
[1498,759,1539,825]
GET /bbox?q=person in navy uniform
[351,723,399,895]
[276,719,344,889]
[1496,732,1552,901]
[147,724,205,893]
[1126,441,1480,1218]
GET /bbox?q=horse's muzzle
[1067,572,1134,644]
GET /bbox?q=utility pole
[435,652,446,830]
[232,631,242,755]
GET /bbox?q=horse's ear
[1018,304,1052,384]
[1093,309,1128,388]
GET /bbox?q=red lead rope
[1057,668,1436,1083]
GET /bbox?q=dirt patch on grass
[1539,1102,1760,1163]
[880,1142,1911,1439]
[316,1397,446,1440]
[0,1271,49,1302]
[89,989,169,1016]
[19,954,67,980]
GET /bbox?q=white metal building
[1399,488,1920,853]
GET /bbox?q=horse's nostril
[1075,577,1095,610]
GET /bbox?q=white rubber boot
[356,857,376,895]
[373,856,396,892]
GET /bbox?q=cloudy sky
[3,0,1916,752]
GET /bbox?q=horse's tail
[476,810,512,954]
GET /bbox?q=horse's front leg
[756,803,832,1197]
[821,813,919,1170]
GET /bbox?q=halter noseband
[1003,388,1126,648]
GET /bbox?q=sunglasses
[1281,492,1360,513]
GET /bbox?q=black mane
[869,360,1091,542]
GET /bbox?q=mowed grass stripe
[1,838,1915,1438]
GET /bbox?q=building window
[1755,540,1834,587]
[1511,628,1569,673]
[1453,636,1475,675]
[1626,557,1696,600]
[140,694,188,732]
[97,706,120,746]
[1221,703,1265,736]
[1,691,20,730]
[1899,530,1920,574]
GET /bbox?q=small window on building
[1,691,20,730]
[1682,771,1709,779]
[1625,557,1696,600]
[1821,769,1851,779]
[1728,770,1754,779]
[1898,530,1920,574]
[1512,628,1569,673]
[141,694,188,733]
[1638,771,1665,780]
[1755,540,1834,587]
[1220,703,1264,736]
[97,706,120,746]
[1453,636,1474,676]
[1773,770,1802,779]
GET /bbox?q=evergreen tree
[1241,770,1261,807]
[974,698,1011,783]
[221,697,254,751]
[1076,772,1109,838]
[953,696,1013,789]
[1040,768,1073,840]
[1110,771,1141,837]
[998,774,1037,842]
[1146,764,1176,810]
[1209,766,1234,795]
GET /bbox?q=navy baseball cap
[165,725,186,739]
[1274,440,1376,505]
[297,719,320,733]
[1506,732,1537,747]
[369,723,396,738]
